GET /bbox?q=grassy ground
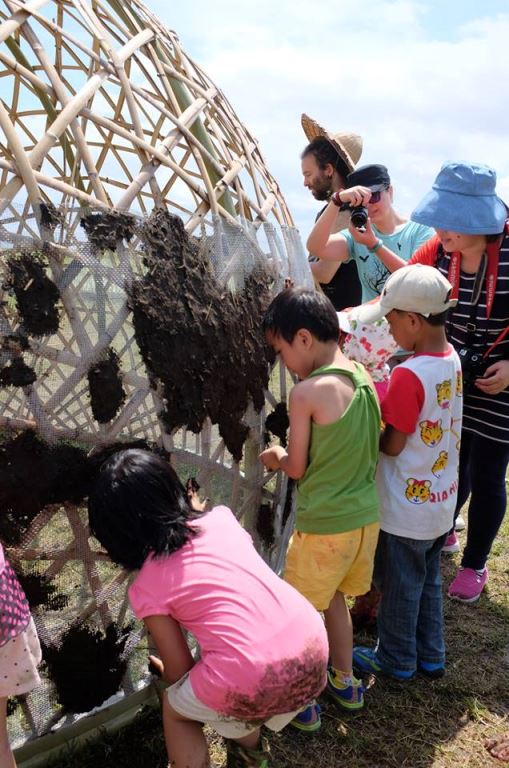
[44,512,509,768]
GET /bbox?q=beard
[310,173,332,201]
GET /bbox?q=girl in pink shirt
[88,449,328,768]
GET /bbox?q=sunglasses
[368,189,386,204]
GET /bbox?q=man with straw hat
[301,113,363,310]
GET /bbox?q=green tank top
[296,362,380,534]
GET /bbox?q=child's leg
[162,695,210,768]
[324,591,353,675]
[374,532,427,674]
[0,698,16,768]
[416,534,446,671]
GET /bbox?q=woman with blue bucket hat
[394,162,509,604]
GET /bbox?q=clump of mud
[80,210,137,252]
[256,503,275,547]
[127,209,274,461]
[38,201,63,232]
[0,357,36,387]
[5,252,60,336]
[265,402,289,448]
[0,431,92,545]
[87,348,126,423]
[0,432,165,545]
[16,570,68,612]
[42,622,131,712]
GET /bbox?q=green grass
[39,513,509,768]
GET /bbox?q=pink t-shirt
[129,506,328,719]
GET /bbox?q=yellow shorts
[284,522,380,611]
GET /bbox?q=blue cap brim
[411,188,507,235]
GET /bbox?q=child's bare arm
[144,614,195,685]
[380,423,408,456]
[260,384,312,479]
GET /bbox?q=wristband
[368,239,383,253]
[330,191,343,207]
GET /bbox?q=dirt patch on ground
[42,622,131,713]
[127,209,274,461]
[87,348,126,423]
[5,251,61,336]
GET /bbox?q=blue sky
[136,2,509,236]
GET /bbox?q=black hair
[301,138,349,186]
[87,449,204,571]
[393,308,449,326]
[263,287,339,343]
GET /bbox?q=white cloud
[153,0,509,236]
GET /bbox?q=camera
[339,202,369,229]
[458,347,486,394]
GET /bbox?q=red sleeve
[381,366,425,434]
[408,234,441,266]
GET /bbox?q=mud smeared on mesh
[256,503,275,547]
[42,622,131,712]
[0,432,158,545]
[87,348,126,423]
[0,431,92,545]
[5,252,61,337]
[38,201,63,232]
[127,210,274,461]
[16,570,68,611]
[80,210,137,252]
[265,402,289,448]
[0,357,37,387]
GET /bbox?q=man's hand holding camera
[331,186,382,249]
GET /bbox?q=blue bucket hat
[411,162,507,235]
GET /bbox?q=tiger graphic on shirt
[432,451,448,478]
[419,418,443,447]
[405,478,432,505]
[436,379,451,409]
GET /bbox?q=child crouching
[88,449,328,768]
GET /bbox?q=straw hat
[301,113,363,173]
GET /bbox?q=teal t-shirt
[296,363,380,535]
[343,221,433,301]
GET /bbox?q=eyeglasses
[369,189,385,204]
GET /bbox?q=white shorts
[166,673,302,739]
[0,617,41,698]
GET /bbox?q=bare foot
[485,734,509,762]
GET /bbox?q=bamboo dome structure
[0,0,311,759]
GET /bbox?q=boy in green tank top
[260,287,380,727]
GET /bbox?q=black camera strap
[464,252,488,348]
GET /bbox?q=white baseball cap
[356,264,457,324]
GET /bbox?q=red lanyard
[447,236,502,320]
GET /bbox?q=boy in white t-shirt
[352,265,462,680]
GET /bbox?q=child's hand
[185,477,209,511]
[148,654,165,678]
[259,446,286,471]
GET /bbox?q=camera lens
[350,206,368,229]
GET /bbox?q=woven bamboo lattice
[0,0,312,752]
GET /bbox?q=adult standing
[406,162,509,604]
[306,164,433,302]
[301,113,363,310]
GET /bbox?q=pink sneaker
[448,567,488,603]
[442,532,460,554]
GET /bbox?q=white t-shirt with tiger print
[377,346,462,540]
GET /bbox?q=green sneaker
[326,667,365,710]
[225,736,270,768]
